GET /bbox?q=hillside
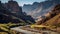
[43,4,60,26]
[36,4,60,25]
[43,14,60,26]
[0,0,35,34]
[0,0,35,24]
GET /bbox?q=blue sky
[0,0,45,6]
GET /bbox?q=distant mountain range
[22,0,60,20]
[0,0,35,24]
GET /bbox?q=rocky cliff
[0,0,35,24]
[22,0,60,20]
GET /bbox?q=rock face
[4,0,23,15]
[36,4,60,25]
[22,0,60,20]
[8,0,20,13]
[0,0,35,24]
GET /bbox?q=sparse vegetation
[0,23,25,34]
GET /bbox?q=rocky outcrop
[0,0,35,24]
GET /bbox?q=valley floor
[0,23,60,34]
[11,25,60,34]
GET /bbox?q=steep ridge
[22,0,60,19]
[43,14,60,26]
[36,4,60,25]
[0,1,35,24]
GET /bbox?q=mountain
[22,0,60,20]
[0,0,35,24]
[36,4,60,25]
[22,2,40,13]
[43,14,60,26]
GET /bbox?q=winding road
[11,26,60,34]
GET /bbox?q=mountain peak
[33,2,40,4]
[9,0,13,1]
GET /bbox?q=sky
[0,0,45,6]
